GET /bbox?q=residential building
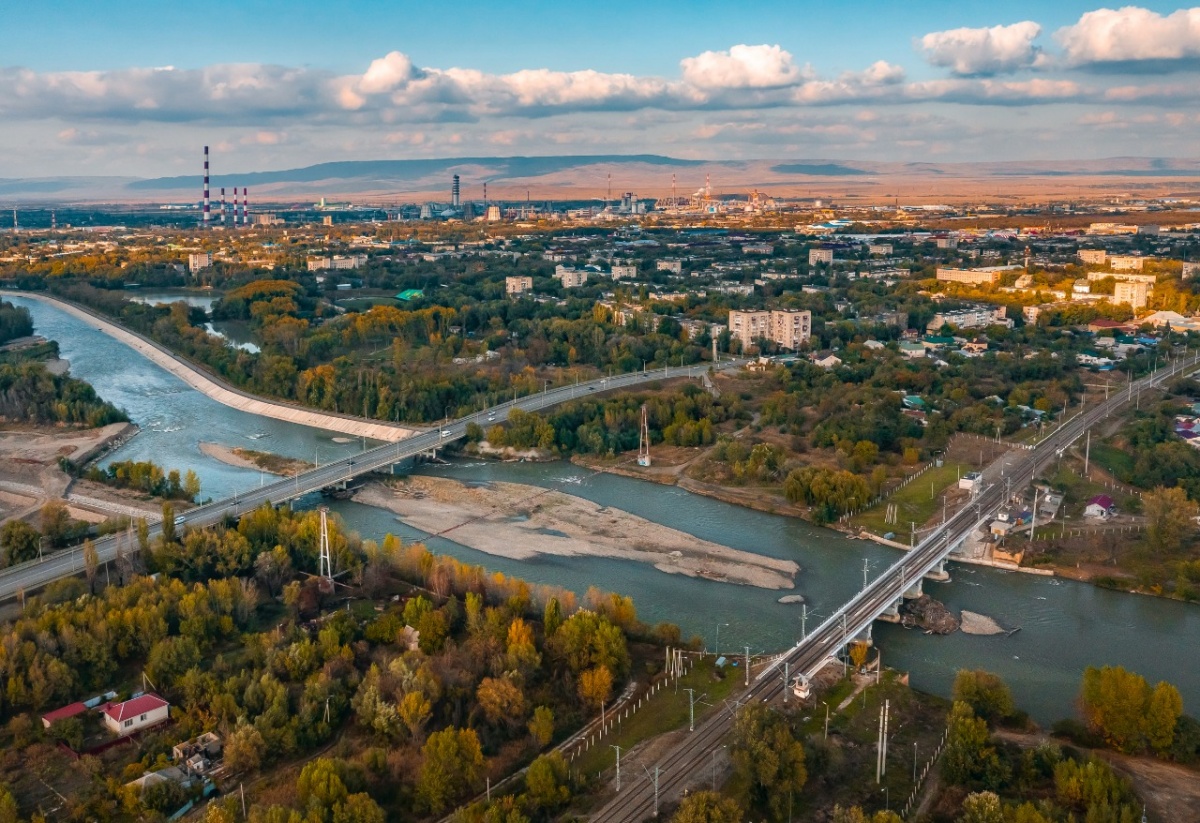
[743,243,774,255]
[505,276,533,296]
[1114,280,1149,309]
[1110,255,1144,271]
[810,351,842,369]
[188,252,212,272]
[1084,495,1116,519]
[656,259,683,274]
[935,236,958,249]
[926,306,1011,333]
[867,243,893,256]
[554,265,588,288]
[935,266,1019,286]
[611,263,638,280]
[1078,249,1107,265]
[728,309,812,351]
[103,693,170,736]
[1086,270,1155,285]
[307,254,366,271]
[808,248,834,265]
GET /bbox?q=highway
[591,354,1199,822]
[0,361,725,602]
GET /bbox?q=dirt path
[355,476,800,590]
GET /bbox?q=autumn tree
[522,752,570,813]
[942,702,1006,788]
[1080,665,1183,754]
[399,691,433,743]
[224,721,266,773]
[528,706,554,748]
[1143,486,1198,554]
[477,676,526,728]
[83,540,99,593]
[671,791,744,823]
[418,728,485,814]
[578,666,613,716]
[958,791,1004,823]
[1,520,40,566]
[183,469,202,502]
[849,641,869,672]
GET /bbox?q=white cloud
[679,44,805,89]
[1057,6,1200,65]
[918,21,1044,75]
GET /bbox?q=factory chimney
[202,146,211,227]
[452,174,461,209]
[220,187,226,226]
[242,187,248,226]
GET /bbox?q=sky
[4,1,1200,177]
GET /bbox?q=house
[959,472,982,491]
[810,351,842,369]
[1083,495,1116,519]
[863,339,886,351]
[103,693,170,736]
[41,702,87,729]
[898,341,926,359]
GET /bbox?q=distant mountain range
[4,155,1200,204]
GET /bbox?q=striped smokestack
[242,187,248,226]
[203,146,210,226]
[220,187,226,226]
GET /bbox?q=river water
[9,294,1200,725]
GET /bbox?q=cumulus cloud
[1056,6,1200,66]
[679,44,806,89]
[918,21,1044,75]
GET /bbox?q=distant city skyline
[4,1,1200,177]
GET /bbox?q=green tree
[40,500,71,546]
[0,785,18,823]
[418,728,485,814]
[224,721,266,773]
[1142,485,1198,554]
[1145,681,1184,755]
[523,752,570,813]
[952,670,1015,724]
[730,703,806,820]
[942,702,1005,787]
[528,706,554,748]
[162,502,177,543]
[332,794,386,823]
[1080,666,1181,754]
[1,520,40,566]
[183,469,202,501]
[670,791,744,823]
[297,758,349,815]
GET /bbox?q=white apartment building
[936,265,1020,286]
[307,254,367,271]
[554,265,588,288]
[1110,255,1144,272]
[926,306,1012,333]
[187,252,212,272]
[505,276,533,296]
[611,263,638,280]
[808,248,834,266]
[1114,280,1149,310]
[728,309,812,351]
[1078,249,1107,265]
[743,243,774,255]
[656,259,683,274]
[868,243,893,256]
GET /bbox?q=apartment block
[554,265,588,288]
[656,259,683,274]
[505,276,533,296]
[936,266,1010,285]
[1110,255,1144,272]
[187,252,213,272]
[867,243,893,256]
[808,248,834,266]
[1114,280,1149,310]
[1078,249,1107,265]
[611,263,638,280]
[728,309,811,351]
[926,306,1012,333]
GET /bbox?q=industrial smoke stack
[203,146,210,227]
[220,187,226,226]
[452,174,460,209]
[242,187,248,226]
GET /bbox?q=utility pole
[611,745,622,792]
[744,646,751,686]
[643,764,660,817]
[863,557,870,590]
[685,688,697,731]
[823,701,830,740]
[1084,429,1091,476]
[783,661,790,704]
[801,604,807,639]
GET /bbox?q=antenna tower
[637,404,652,467]
[318,507,333,590]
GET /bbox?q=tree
[528,706,554,748]
[418,728,485,814]
[1145,681,1184,754]
[958,791,1004,823]
[1080,666,1182,754]
[849,641,869,672]
[730,703,806,820]
[224,721,266,773]
[1142,486,1198,554]
[0,786,17,823]
[83,540,99,593]
[578,666,613,715]
[332,794,386,823]
[670,791,744,823]
[40,500,71,547]
[183,469,202,502]
[298,757,349,814]
[162,503,177,544]
[523,752,570,813]
[543,597,563,637]
[1,520,40,566]
[942,702,1003,787]
[952,670,1014,724]
[399,691,433,742]
[477,677,526,727]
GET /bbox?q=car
[174,515,185,526]
[487,413,496,421]
[440,430,452,438]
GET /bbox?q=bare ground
[354,476,800,589]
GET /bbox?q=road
[0,360,731,601]
[592,354,1199,822]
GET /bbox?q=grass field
[1086,441,1136,481]
[855,462,969,537]
[572,657,742,777]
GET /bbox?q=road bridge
[0,361,724,602]
[592,353,1200,822]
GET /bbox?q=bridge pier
[903,578,924,599]
[924,558,950,582]
[877,596,904,624]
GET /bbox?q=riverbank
[353,476,801,590]
[11,292,420,443]
[198,441,312,476]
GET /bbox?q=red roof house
[102,694,170,736]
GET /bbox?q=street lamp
[714,622,729,656]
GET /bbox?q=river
[9,294,1200,725]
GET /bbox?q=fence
[901,728,947,820]
[1032,523,1144,541]
[838,460,937,523]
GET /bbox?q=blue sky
[3,1,1200,176]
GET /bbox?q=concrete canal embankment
[14,293,419,443]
